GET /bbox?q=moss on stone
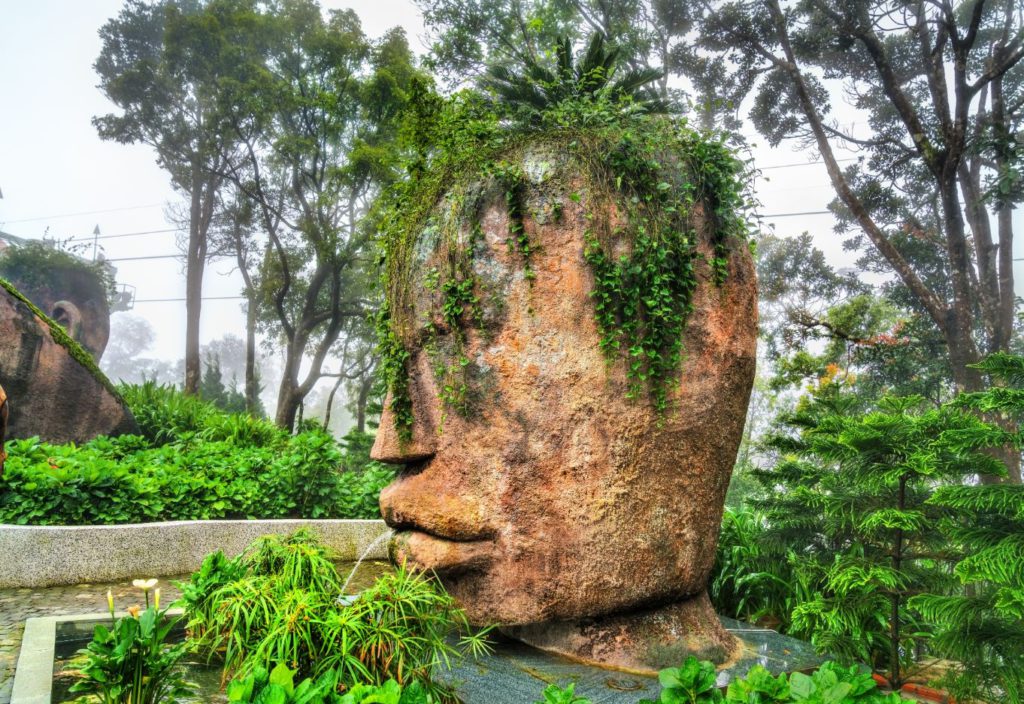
[0,277,125,404]
[376,93,754,438]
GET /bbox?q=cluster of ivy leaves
[374,79,755,440]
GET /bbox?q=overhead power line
[134,295,246,303]
[1,203,165,224]
[68,227,179,243]
[762,210,832,218]
[759,157,856,171]
[107,253,185,262]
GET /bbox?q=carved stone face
[0,285,136,445]
[371,154,757,667]
[0,264,111,360]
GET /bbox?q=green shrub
[540,658,908,704]
[180,531,490,700]
[0,384,393,524]
[226,664,434,704]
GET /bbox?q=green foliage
[200,354,248,414]
[0,240,115,304]
[0,384,393,524]
[639,656,721,703]
[480,32,669,126]
[535,682,592,704]
[710,506,812,631]
[735,392,1003,687]
[904,356,1024,703]
[182,531,490,699]
[70,602,192,704]
[723,665,788,703]
[713,356,1024,695]
[624,657,907,704]
[377,69,753,435]
[228,662,333,704]
[782,663,902,704]
[225,663,436,704]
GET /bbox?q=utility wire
[134,295,247,303]
[67,227,179,243]
[762,210,832,218]
[759,157,856,171]
[107,254,185,262]
[1,203,165,224]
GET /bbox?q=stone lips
[373,153,757,671]
[0,286,138,444]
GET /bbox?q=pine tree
[909,353,1024,703]
[756,388,1001,687]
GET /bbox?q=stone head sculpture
[0,244,112,360]
[0,280,137,445]
[371,120,757,672]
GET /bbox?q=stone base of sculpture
[502,591,738,674]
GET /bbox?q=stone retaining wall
[0,519,390,588]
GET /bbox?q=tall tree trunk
[323,374,345,433]
[275,378,300,432]
[183,181,206,395]
[244,297,258,415]
[355,373,372,434]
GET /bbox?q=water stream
[339,529,393,597]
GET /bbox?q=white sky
[1,0,1020,370]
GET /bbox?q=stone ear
[50,300,83,341]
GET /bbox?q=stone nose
[370,390,438,463]
[370,347,445,464]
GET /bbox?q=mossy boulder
[0,279,137,444]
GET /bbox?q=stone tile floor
[0,576,186,704]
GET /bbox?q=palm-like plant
[480,33,670,121]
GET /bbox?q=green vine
[375,85,753,440]
[494,163,535,280]
[375,309,414,443]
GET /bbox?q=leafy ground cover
[0,383,392,525]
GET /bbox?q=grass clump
[179,530,490,701]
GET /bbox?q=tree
[203,0,417,430]
[199,353,247,412]
[686,1,1023,481]
[756,391,1003,687]
[95,0,240,394]
[757,232,956,406]
[209,193,269,416]
[907,353,1024,703]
